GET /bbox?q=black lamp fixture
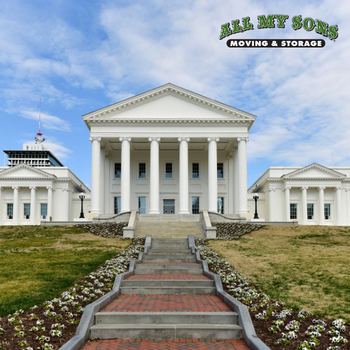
[253,193,259,219]
[79,193,85,219]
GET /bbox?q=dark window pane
[217,163,223,178]
[166,163,172,178]
[192,163,199,178]
[115,163,121,178]
[139,163,146,178]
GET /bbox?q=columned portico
[100,146,106,214]
[284,186,291,221]
[237,137,248,214]
[30,186,36,225]
[13,186,19,225]
[301,186,308,225]
[207,137,219,212]
[120,137,131,213]
[178,138,190,214]
[318,186,325,225]
[149,137,160,214]
[90,137,101,214]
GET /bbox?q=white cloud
[20,111,72,133]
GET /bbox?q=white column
[318,186,325,225]
[149,137,160,214]
[302,186,308,225]
[178,137,190,214]
[13,186,19,225]
[208,137,219,212]
[227,153,234,214]
[90,137,101,214]
[47,186,53,221]
[268,188,275,221]
[336,186,342,226]
[104,152,110,214]
[100,147,106,214]
[30,186,37,225]
[285,186,291,221]
[237,137,249,214]
[0,187,2,225]
[120,137,131,213]
[346,189,350,225]
[232,148,239,214]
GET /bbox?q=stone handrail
[123,210,138,238]
[200,211,217,238]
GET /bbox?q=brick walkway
[81,339,250,350]
[101,295,231,312]
[126,274,211,280]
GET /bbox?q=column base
[178,210,190,215]
[148,210,160,215]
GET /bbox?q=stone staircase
[134,222,204,238]
[90,238,242,340]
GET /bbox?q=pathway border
[58,235,152,350]
[188,235,270,350]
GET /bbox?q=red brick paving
[81,339,249,350]
[101,295,231,312]
[126,274,210,280]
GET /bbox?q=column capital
[301,186,308,190]
[345,188,350,192]
[178,137,190,142]
[207,137,220,142]
[318,186,326,190]
[29,186,37,191]
[237,137,249,142]
[268,188,275,192]
[284,186,291,190]
[120,137,132,142]
[148,137,160,142]
[12,186,20,190]
[89,136,101,142]
[46,186,53,190]
[62,188,70,193]
[336,186,342,191]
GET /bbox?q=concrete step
[120,286,216,295]
[135,263,202,270]
[147,249,192,255]
[135,222,204,238]
[95,311,238,325]
[134,266,203,275]
[142,256,196,263]
[90,323,242,340]
[122,280,215,288]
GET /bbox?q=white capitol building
[1,83,349,227]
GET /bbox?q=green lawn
[209,225,350,322]
[0,225,130,315]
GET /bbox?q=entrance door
[163,200,175,214]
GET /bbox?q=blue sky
[0,0,349,188]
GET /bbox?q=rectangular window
[324,204,331,220]
[166,163,172,178]
[192,163,199,178]
[41,203,48,220]
[115,163,121,178]
[139,163,146,178]
[192,197,199,214]
[217,163,223,178]
[7,203,13,219]
[217,197,224,214]
[307,204,314,220]
[24,203,30,219]
[114,197,121,214]
[290,204,297,219]
[138,197,146,214]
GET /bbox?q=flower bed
[75,223,127,238]
[212,223,264,240]
[195,238,349,350]
[0,237,145,350]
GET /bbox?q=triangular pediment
[282,163,346,180]
[83,83,256,125]
[0,164,56,179]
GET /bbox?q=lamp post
[253,193,259,219]
[79,193,85,219]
